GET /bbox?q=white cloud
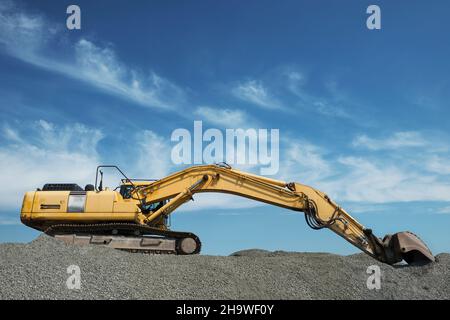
[0,119,264,213]
[277,139,332,185]
[0,4,185,110]
[2,124,23,143]
[353,131,427,150]
[4,120,450,213]
[129,129,450,207]
[72,39,185,110]
[0,119,182,210]
[286,71,306,89]
[134,130,173,179]
[194,106,249,127]
[0,2,50,56]
[311,100,350,118]
[273,132,450,204]
[232,80,283,110]
[425,155,450,175]
[321,156,450,203]
[437,206,450,214]
[285,70,307,97]
[0,120,103,209]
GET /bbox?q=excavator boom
[20,164,435,265]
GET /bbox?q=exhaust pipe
[364,229,435,265]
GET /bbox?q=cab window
[120,185,134,199]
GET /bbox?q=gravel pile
[0,234,449,299]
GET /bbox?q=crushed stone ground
[0,235,448,299]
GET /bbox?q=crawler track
[44,222,201,255]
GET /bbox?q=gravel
[0,234,449,299]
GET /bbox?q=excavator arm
[132,164,434,265]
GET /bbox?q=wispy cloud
[0,119,179,209]
[278,138,332,184]
[425,155,450,175]
[232,80,283,110]
[0,1,52,57]
[284,70,351,119]
[323,156,450,203]
[72,39,186,110]
[230,69,353,119]
[0,117,261,212]
[274,131,450,204]
[134,130,174,179]
[352,131,428,150]
[0,120,103,209]
[0,2,185,110]
[437,206,450,214]
[194,106,250,127]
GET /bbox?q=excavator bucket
[382,231,435,265]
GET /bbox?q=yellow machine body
[21,191,136,225]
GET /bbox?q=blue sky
[1,0,450,256]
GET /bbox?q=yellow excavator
[20,163,435,265]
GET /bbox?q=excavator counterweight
[20,164,435,264]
